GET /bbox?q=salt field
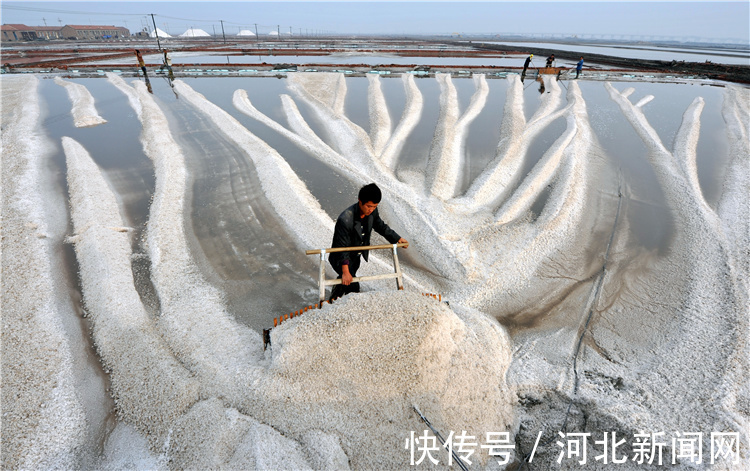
[87,51,584,68]
[2,59,748,469]
[484,41,750,66]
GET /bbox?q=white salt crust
[267,73,602,317]
[425,73,489,200]
[253,291,516,469]
[63,136,201,438]
[231,72,748,466]
[600,83,749,462]
[176,78,432,292]
[96,73,516,469]
[3,71,747,469]
[53,76,107,127]
[107,74,262,399]
[1,75,87,468]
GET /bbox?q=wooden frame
[306,242,408,305]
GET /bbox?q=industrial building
[1,24,130,41]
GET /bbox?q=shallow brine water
[485,41,750,65]
[36,73,731,331]
[90,51,531,67]
[5,65,748,469]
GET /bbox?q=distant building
[1,24,63,41]
[1,23,129,41]
[33,26,65,40]
[60,25,130,40]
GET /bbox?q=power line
[3,5,148,17]
[4,5,332,36]
[4,5,246,27]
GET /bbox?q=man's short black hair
[358,183,382,204]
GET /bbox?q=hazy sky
[2,1,748,42]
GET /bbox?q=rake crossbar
[323,272,400,286]
[306,242,408,255]
[307,243,407,305]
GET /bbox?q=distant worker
[522,54,533,75]
[162,49,174,80]
[328,183,408,301]
[546,54,555,68]
[575,56,584,79]
[134,49,146,76]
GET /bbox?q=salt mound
[179,28,209,37]
[253,291,516,469]
[54,77,107,127]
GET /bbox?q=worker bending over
[328,183,408,301]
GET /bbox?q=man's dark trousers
[329,256,361,300]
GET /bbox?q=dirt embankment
[468,41,750,84]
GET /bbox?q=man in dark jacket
[328,183,408,301]
[522,54,533,74]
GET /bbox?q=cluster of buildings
[1,23,309,43]
[1,24,130,42]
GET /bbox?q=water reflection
[484,41,750,65]
[37,73,732,329]
[89,52,528,67]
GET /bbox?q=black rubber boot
[329,284,346,302]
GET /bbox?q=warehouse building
[1,24,130,41]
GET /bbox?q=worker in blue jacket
[576,57,584,78]
[328,183,408,301]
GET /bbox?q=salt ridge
[174,80,334,256]
[62,136,201,439]
[235,72,601,314]
[495,79,580,224]
[455,75,569,211]
[53,76,107,127]
[287,73,377,169]
[107,73,261,401]
[425,73,489,200]
[379,74,422,169]
[65,74,518,468]
[277,74,475,278]
[457,78,600,314]
[0,75,87,468]
[367,73,391,155]
[606,82,748,457]
[718,86,750,303]
[178,80,410,290]
[104,73,323,468]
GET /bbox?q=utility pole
[42,17,47,26]
[254,23,259,41]
[277,25,280,38]
[220,20,226,44]
[150,13,161,50]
